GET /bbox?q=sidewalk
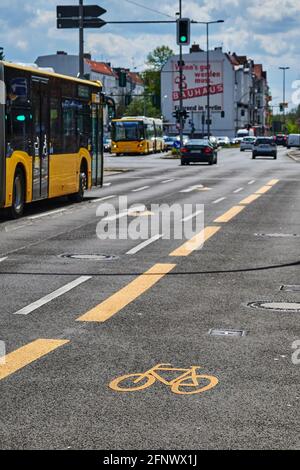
[287,149,300,162]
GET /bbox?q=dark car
[274,134,287,146]
[252,137,277,159]
[180,139,218,165]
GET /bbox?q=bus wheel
[10,168,25,219]
[69,169,87,203]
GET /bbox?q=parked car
[252,137,277,159]
[180,139,218,165]
[287,134,300,149]
[217,136,230,146]
[240,137,256,151]
[274,134,287,146]
[103,137,112,153]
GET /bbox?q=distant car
[230,137,240,145]
[180,139,218,166]
[163,136,178,150]
[204,135,218,148]
[240,137,256,151]
[217,136,230,146]
[287,134,300,149]
[274,134,287,146]
[103,137,111,153]
[252,137,277,159]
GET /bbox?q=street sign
[57,5,107,18]
[57,18,106,29]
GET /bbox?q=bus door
[31,77,49,200]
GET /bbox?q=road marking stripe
[248,180,256,185]
[13,276,91,316]
[77,263,176,322]
[239,194,261,205]
[132,186,150,192]
[214,206,245,223]
[93,195,116,203]
[181,209,203,222]
[103,183,112,186]
[266,179,279,186]
[161,179,175,183]
[180,185,203,193]
[255,185,272,195]
[233,187,244,193]
[213,197,226,204]
[0,339,69,381]
[0,257,7,263]
[169,226,220,257]
[29,209,66,220]
[126,234,164,255]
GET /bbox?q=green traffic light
[180,35,187,43]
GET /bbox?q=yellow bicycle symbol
[109,363,218,395]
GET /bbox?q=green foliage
[124,97,161,118]
[0,47,5,61]
[146,45,174,71]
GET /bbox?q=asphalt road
[0,146,299,450]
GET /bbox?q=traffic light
[172,110,180,122]
[279,103,284,112]
[176,18,190,46]
[221,111,225,118]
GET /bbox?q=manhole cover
[255,233,299,238]
[208,328,246,337]
[60,254,119,261]
[280,285,300,292]
[248,301,300,312]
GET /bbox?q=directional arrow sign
[57,18,106,29]
[57,5,107,19]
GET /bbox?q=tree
[0,47,5,61]
[124,97,161,118]
[146,45,174,71]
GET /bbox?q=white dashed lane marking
[233,188,244,193]
[132,186,150,192]
[126,234,164,255]
[13,276,92,316]
[213,197,226,204]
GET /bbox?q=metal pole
[283,68,286,125]
[179,0,183,148]
[79,0,84,78]
[206,23,210,138]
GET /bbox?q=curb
[287,151,300,162]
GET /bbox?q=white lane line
[132,186,150,192]
[213,197,226,204]
[103,183,112,186]
[233,187,244,193]
[180,185,203,193]
[93,195,116,203]
[5,224,29,233]
[29,209,66,220]
[0,257,7,263]
[248,180,256,185]
[13,276,91,316]
[103,205,146,222]
[161,179,175,184]
[126,234,164,255]
[181,210,203,222]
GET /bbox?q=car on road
[180,139,218,165]
[287,133,300,149]
[274,134,287,146]
[103,137,112,153]
[217,136,230,146]
[163,135,178,150]
[240,137,256,151]
[252,137,277,159]
[203,135,218,148]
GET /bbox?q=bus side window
[62,99,77,153]
[6,107,31,156]
[50,97,62,154]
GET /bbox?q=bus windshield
[112,121,144,141]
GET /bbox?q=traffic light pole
[179,0,184,149]
[79,0,84,78]
[206,22,210,138]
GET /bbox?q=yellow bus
[0,61,104,218]
[111,116,164,155]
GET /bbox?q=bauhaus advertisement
[172,60,224,112]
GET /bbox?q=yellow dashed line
[77,263,176,323]
[169,226,220,257]
[0,339,69,381]
[266,179,279,186]
[239,194,261,205]
[214,206,245,223]
[255,185,272,195]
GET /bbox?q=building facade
[161,46,270,137]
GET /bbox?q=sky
[0,0,299,110]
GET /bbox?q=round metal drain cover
[60,254,119,261]
[248,301,300,312]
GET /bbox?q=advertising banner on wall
[172,60,224,112]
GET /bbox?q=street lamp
[279,66,290,126]
[196,20,224,137]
